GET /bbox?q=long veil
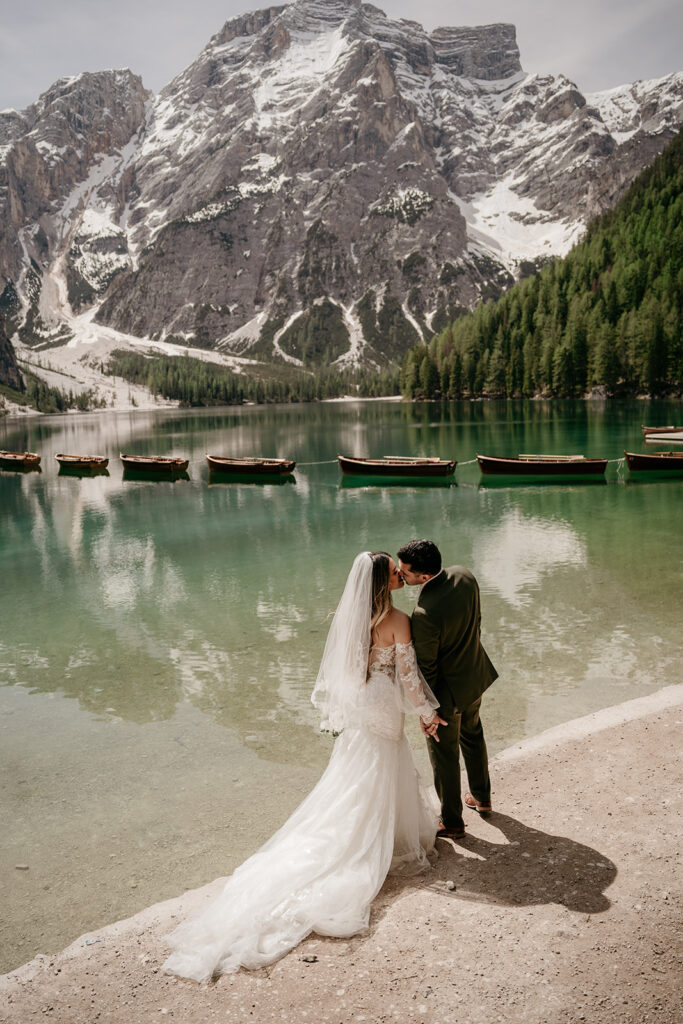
[310,551,373,733]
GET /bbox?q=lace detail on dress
[394,641,438,719]
[360,641,438,740]
[367,644,397,674]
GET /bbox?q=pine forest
[402,129,682,400]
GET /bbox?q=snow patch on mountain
[251,25,349,129]
[184,175,289,225]
[370,187,435,222]
[217,311,270,354]
[334,304,365,368]
[586,72,683,145]
[142,93,217,163]
[273,313,305,365]
[452,180,584,269]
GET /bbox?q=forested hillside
[105,351,399,406]
[402,129,683,399]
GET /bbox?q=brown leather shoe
[464,792,492,816]
[436,822,466,840]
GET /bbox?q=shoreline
[2,684,681,1022]
[4,393,683,422]
[3,379,682,421]
[0,391,404,421]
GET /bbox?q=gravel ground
[1,685,681,1024]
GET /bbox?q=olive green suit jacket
[411,566,498,713]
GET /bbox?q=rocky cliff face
[0,69,149,346]
[0,318,23,390]
[0,0,681,368]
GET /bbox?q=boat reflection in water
[58,464,110,479]
[122,468,190,483]
[478,475,607,489]
[208,472,296,486]
[339,474,455,489]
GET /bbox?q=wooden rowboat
[206,455,296,475]
[624,451,683,472]
[120,454,189,473]
[0,450,41,469]
[56,454,109,470]
[477,454,608,477]
[641,425,680,436]
[338,455,456,477]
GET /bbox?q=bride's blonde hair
[369,551,393,640]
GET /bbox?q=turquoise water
[1,398,681,971]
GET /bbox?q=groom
[397,539,498,840]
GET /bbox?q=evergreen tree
[449,352,463,397]
[440,362,450,396]
[400,348,421,398]
[419,353,439,397]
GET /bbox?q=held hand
[421,712,447,741]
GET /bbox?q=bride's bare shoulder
[389,608,411,642]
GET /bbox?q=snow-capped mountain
[1,0,681,370]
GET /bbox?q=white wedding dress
[162,640,440,982]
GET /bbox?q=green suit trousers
[427,695,490,830]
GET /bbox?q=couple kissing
[163,539,497,982]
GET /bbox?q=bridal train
[163,555,440,982]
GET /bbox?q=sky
[1,0,681,111]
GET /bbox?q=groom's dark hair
[397,539,442,575]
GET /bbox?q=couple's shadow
[383,811,616,915]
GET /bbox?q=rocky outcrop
[431,23,521,80]
[0,0,681,366]
[0,317,23,390]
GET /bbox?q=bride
[163,551,446,982]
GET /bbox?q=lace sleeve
[394,641,439,720]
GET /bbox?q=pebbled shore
[1,686,681,1024]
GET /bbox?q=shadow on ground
[382,811,617,916]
